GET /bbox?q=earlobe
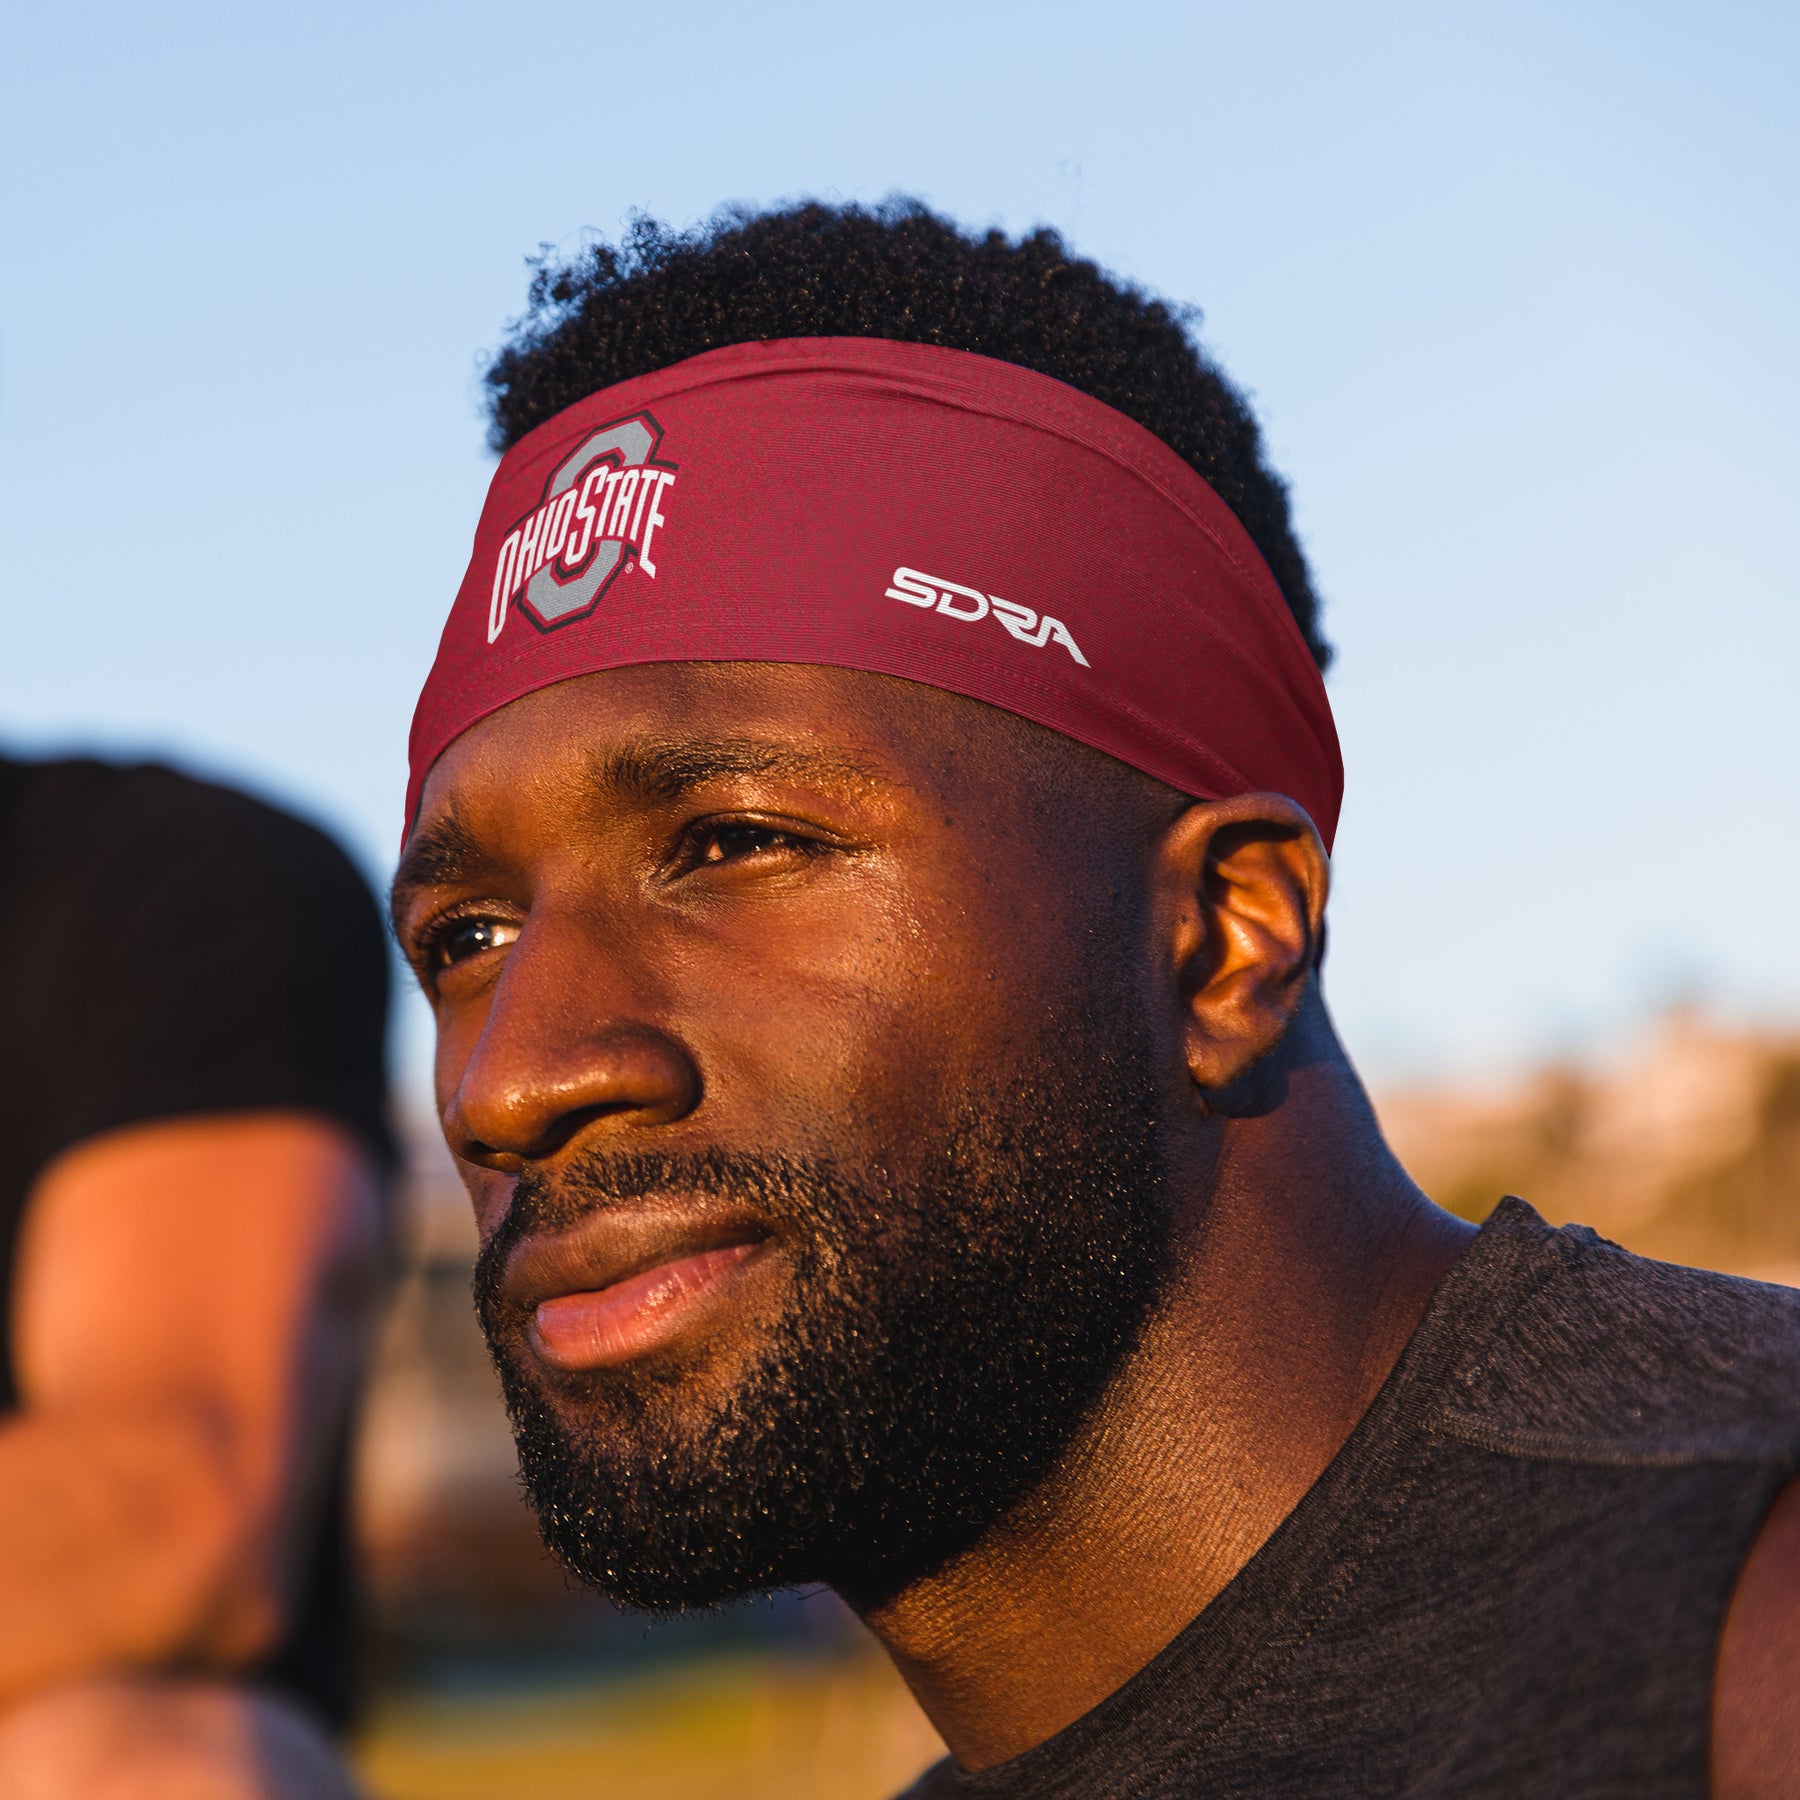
[1152,795,1330,1106]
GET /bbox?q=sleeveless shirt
[902,1199,1800,1798]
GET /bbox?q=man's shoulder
[1429,1198,1800,1467]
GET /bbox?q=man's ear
[1151,793,1331,1105]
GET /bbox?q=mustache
[471,1145,852,1323]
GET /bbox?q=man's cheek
[682,956,996,1143]
[432,1014,488,1139]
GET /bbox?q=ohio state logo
[486,411,677,642]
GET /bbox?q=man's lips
[532,1242,765,1370]
[500,1203,773,1373]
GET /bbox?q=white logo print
[486,411,676,644]
[884,567,1090,667]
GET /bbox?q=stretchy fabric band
[407,337,1342,845]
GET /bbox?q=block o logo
[487,412,678,642]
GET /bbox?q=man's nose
[442,916,702,1171]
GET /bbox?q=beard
[473,1006,1171,1614]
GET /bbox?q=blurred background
[3,2,1796,1793]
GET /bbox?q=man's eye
[430,916,519,969]
[694,824,806,865]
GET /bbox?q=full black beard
[474,1022,1170,1614]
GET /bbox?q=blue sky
[3,0,1795,1087]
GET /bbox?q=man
[393,202,1800,1795]
[0,756,390,1798]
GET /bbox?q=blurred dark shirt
[0,754,394,1727]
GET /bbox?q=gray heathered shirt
[901,1199,1800,1798]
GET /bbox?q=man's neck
[856,1006,1474,1771]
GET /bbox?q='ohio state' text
[488,461,676,641]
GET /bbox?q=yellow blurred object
[356,1650,943,1800]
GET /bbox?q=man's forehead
[402,664,944,856]
[414,663,1014,816]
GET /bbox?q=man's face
[393,664,1179,1609]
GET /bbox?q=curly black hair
[484,199,1330,670]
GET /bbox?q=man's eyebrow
[389,808,488,929]
[389,740,892,931]
[591,737,891,805]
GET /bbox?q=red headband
[407,337,1342,846]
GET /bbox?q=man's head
[395,202,1335,1614]
[484,199,1331,672]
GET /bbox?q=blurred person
[392,203,1800,1797]
[0,755,391,1798]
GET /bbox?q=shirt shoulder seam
[1427,1413,1800,1471]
